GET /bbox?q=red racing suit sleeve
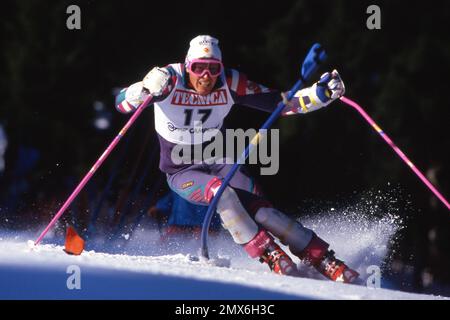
[225,68,282,113]
[225,68,313,116]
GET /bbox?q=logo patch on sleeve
[181,181,194,189]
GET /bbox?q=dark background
[0,0,449,295]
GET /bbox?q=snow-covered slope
[1,200,447,300]
[0,236,446,300]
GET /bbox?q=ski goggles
[187,59,223,77]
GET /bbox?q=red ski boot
[297,234,359,283]
[315,250,359,283]
[244,229,298,276]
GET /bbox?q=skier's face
[187,62,220,95]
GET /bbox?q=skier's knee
[216,186,258,244]
[254,207,313,253]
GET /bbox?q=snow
[0,201,447,300]
[0,237,446,300]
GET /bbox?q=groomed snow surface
[0,205,448,300]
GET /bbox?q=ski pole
[34,94,153,245]
[86,131,133,238]
[340,96,450,211]
[200,44,327,259]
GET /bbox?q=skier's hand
[282,69,345,115]
[314,69,345,104]
[143,67,171,96]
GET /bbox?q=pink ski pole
[340,96,450,211]
[34,95,153,245]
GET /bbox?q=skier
[115,35,359,283]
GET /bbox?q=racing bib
[154,64,234,145]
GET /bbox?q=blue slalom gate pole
[200,43,327,259]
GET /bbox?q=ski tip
[64,226,85,255]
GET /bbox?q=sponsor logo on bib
[171,89,228,106]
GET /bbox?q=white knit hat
[185,35,222,62]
